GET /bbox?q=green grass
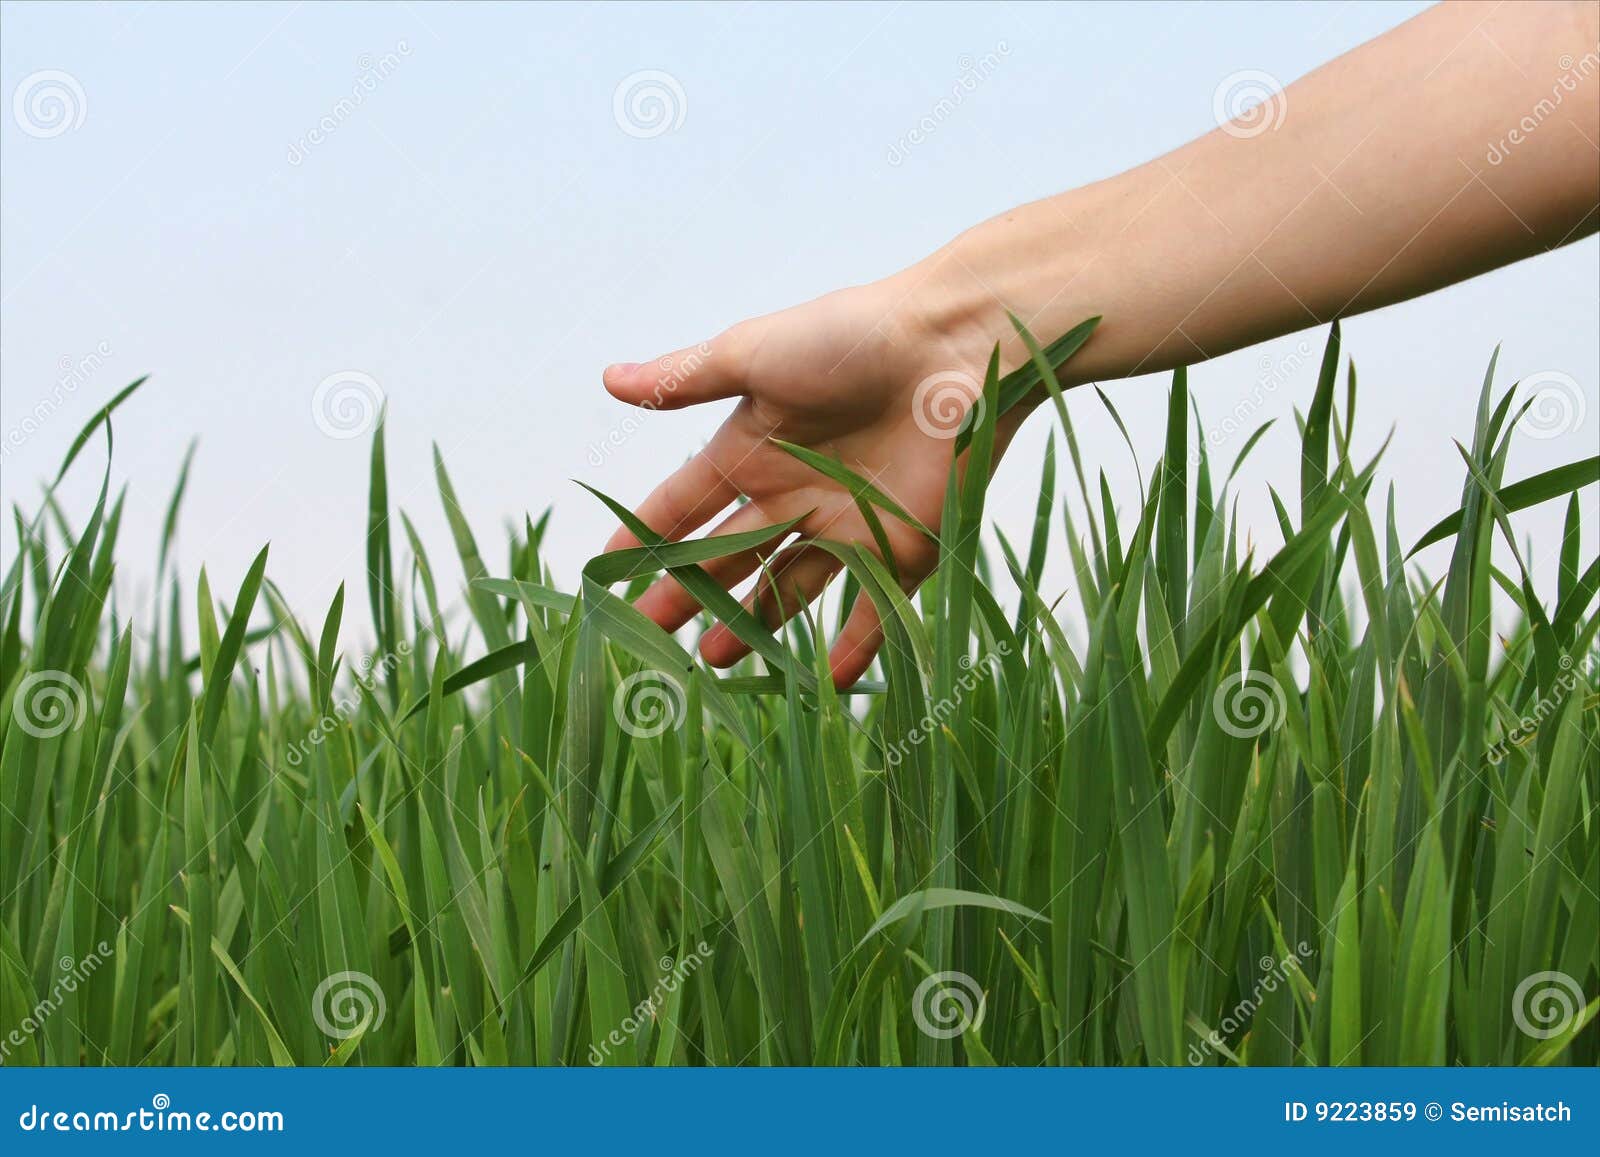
[1,322,1596,1067]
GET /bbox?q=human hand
[600,273,1018,687]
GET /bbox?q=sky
[2,0,1595,654]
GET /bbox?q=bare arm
[918,0,1600,391]
[600,0,1600,685]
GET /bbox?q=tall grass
[1,323,1596,1067]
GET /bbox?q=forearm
[904,0,1599,390]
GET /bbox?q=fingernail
[604,362,641,383]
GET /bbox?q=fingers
[603,331,746,412]
[700,545,841,668]
[632,503,792,633]
[603,453,738,553]
[827,592,884,689]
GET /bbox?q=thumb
[603,331,746,411]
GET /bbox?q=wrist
[897,173,1151,388]
[890,159,1231,398]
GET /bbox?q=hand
[599,0,1600,690]
[600,273,1018,687]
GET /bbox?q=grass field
[1,321,1596,1067]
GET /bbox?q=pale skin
[601,0,1600,687]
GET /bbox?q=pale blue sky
[2,0,1595,646]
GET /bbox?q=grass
[1,321,1596,1067]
